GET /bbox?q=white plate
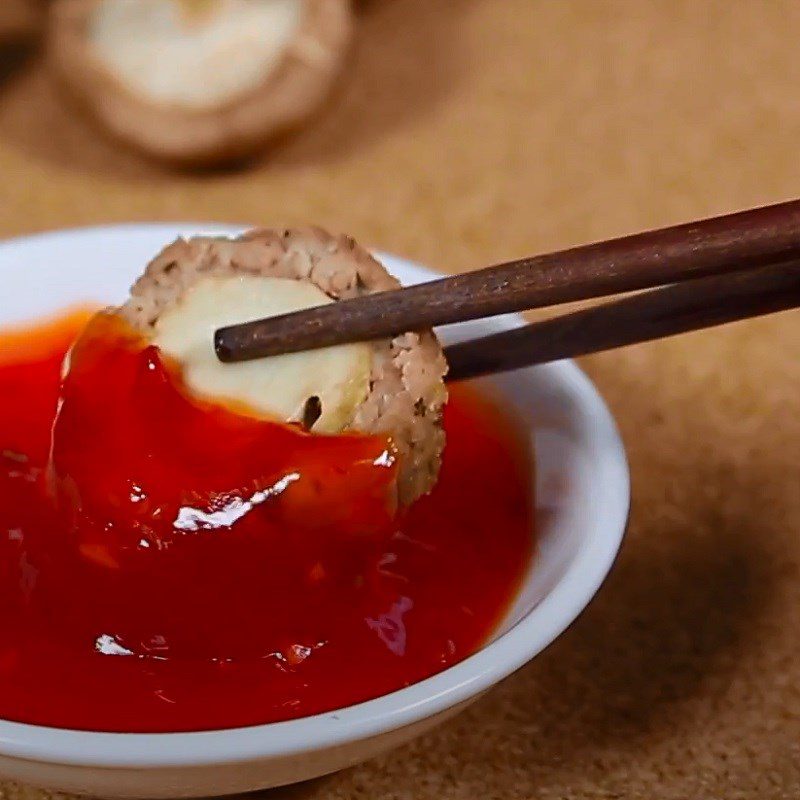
[0,225,629,798]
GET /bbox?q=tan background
[1,0,799,797]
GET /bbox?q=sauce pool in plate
[0,310,533,732]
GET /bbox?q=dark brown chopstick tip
[214,328,236,363]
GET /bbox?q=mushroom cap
[118,228,449,506]
[48,0,353,165]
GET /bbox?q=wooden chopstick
[215,198,800,363]
[444,260,800,381]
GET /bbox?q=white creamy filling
[152,275,372,433]
[89,0,304,108]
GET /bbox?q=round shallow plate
[0,225,629,798]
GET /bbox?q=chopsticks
[444,260,800,380]
[214,199,800,377]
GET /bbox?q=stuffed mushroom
[117,227,448,505]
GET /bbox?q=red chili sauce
[0,310,533,732]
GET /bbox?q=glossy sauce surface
[0,311,533,732]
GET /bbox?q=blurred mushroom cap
[48,0,353,166]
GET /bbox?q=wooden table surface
[0,1,798,798]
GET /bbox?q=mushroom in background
[47,0,353,166]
